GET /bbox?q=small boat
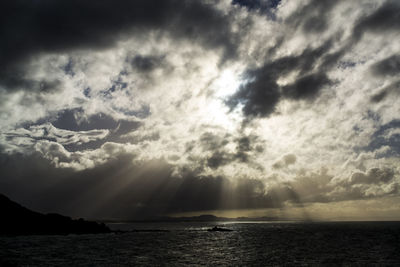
[207,226,233,232]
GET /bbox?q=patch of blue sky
[232,0,281,19]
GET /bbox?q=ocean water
[1,221,400,266]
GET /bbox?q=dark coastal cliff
[0,194,110,236]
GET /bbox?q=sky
[1,0,400,221]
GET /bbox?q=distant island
[0,194,110,236]
[103,214,289,223]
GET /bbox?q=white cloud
[1,0,400,217]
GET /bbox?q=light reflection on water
[1,222,400,266]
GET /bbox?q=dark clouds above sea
[0,0,399,219]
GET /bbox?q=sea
[1,221,399,266]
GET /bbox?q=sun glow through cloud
[0,0,399,222]
[213,69,242,98]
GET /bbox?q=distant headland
[0,194,110,236]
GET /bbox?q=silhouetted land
[0,194,110,236]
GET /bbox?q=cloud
[0,0,237,65]
[227,0,399,119]
[370,80,400,103]
[206,151,232,169]
[364,120,400,156]
[1,0,400,220]
[0,151,281,218]
[353,0,400,40]
[191,132,264,170]
[371,55,400,77]
[0,0,238,94]
[2,123,109,153]
[285,0,341,34]
[266,166,399,205]
[0,140,399,219]
[282,72,331,100]
[131,55,167,73]
[227,40,333,117]
[329,168,399,201]
[232,0,281,17]
[347,168,395,185]
[272,154,296,169]
[199,132,230,152]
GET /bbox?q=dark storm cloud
[234,135,263,162]
[199,132,230,152]
[282,72,331,100]
[131,55,166,73]
[206,151,232,169]
[370,80,400,103]
[347,168,395,185]
[285,0,341,34]
[196,132,263,169]
[371,55,400,77]
[236,136,251,152]
[316,0,400,75]
[353,0,400,41]
[198,132,236,168]
[0,150,142,218]
[228,41,333,117]
[0,151,281,219]
[228,0,400,119]
[226,72,281,117]
[270,167,399,204]
[1,146,398,219]
[370,90,388,103]
[0,72,63,94]
[166,175,226,212]
[0,0,237,92]
[330,168,399,201]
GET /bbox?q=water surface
[1,221,399,266]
